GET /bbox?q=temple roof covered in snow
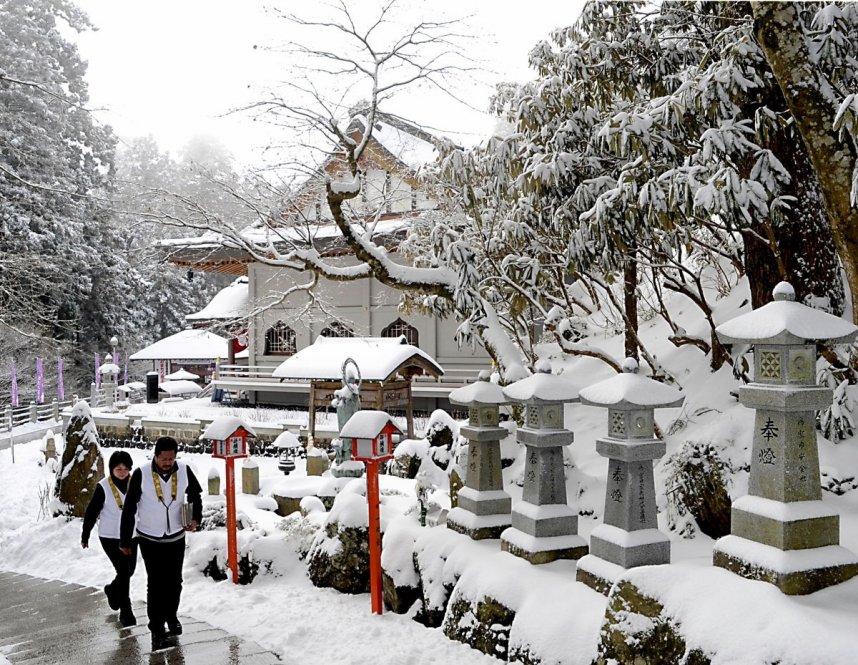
[271,335,442,383]
[185,276,248,322]
[129,329,247,361]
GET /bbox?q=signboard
[212,434,248,459]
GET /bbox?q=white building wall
[249,258,489,375]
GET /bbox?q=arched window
[321,321,354,338]
[382,318,419,346]
[264,322,296,355]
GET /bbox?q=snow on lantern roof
[185,276,248,322]
[129,329,236,361]
[503,370,580,404]
[339,410,402,440]
[164,368,200,381]
[579,359,684,410]
[158,380,202,397]
[271,336,443,382]
[272,431,300,448]
[449,380,507,406]
[98,362,120,375]
[716,282,857,346]
[202,416,256,441]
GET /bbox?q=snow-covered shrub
[381,516,423,613]
[817,372,855,442]
[277,509,326,560]
[199,501,254,531]
[664,442,733,539]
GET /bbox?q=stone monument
[500,363,588,563]
[208,466,221,495]
[713,281,858,594]
[242,458,260,495]
[576,358,684,594]
[445,379,512,540]
[331,357,363,479]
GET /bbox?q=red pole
[366,459,383,614]
[225,457,239,584]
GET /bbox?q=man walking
[120,436,203,651]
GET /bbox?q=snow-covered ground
[2,277,858,663]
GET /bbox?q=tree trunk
[752,1,858,320]
[623,251,639,361]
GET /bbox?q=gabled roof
[271,335,443,382]
[186,276,248,322]
[129,329,248,361]
[339,410,402,439]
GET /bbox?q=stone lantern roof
[98,353,120,376]
[502,367,580,404]
[578,358,683,410]
[716,282,858,346]
[449,379,507,407]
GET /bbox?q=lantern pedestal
[500,424,587,564]
[446,426,512,540]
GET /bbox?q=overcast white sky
[73,1,585,167]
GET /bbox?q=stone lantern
[98,353,121,412]
[575,358,684,594]
[713,281,858,594]
[500,363,588,564]
[446,379,512,540]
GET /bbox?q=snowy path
[0,571,279,664]
[0,442,498,665]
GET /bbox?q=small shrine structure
[340,410,401,615]
[500,363,587,563]
[272,336,443,439]
[446,379,512,540]
[576,358,684,594]
[713,281,858,594]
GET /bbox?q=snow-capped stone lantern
[713,281,858,594]
[445,379,512,540]
[339,410,403,615]
[202,416,256,584]
[98,352,121,412]
[500,362,588,564]
[575,358,683,594]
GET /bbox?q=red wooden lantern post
[203,416,254,585]
[340,410,401,615]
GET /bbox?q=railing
[216,364,482,385]
[1,388,106,433]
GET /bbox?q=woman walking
[81,450,138,627]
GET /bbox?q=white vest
[97,476,125,539]
[136,461,190,539]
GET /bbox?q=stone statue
[332,358,361,466]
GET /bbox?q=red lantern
[202,417,255,583]
[339,411,402,614]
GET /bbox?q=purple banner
[36,357,44,404]
[95,352,101,388]
[57,358,65,401]
[10,360,18,407]
[123,352,129,385]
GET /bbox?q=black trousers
[100,537,137,611]
[138,536,185,633]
